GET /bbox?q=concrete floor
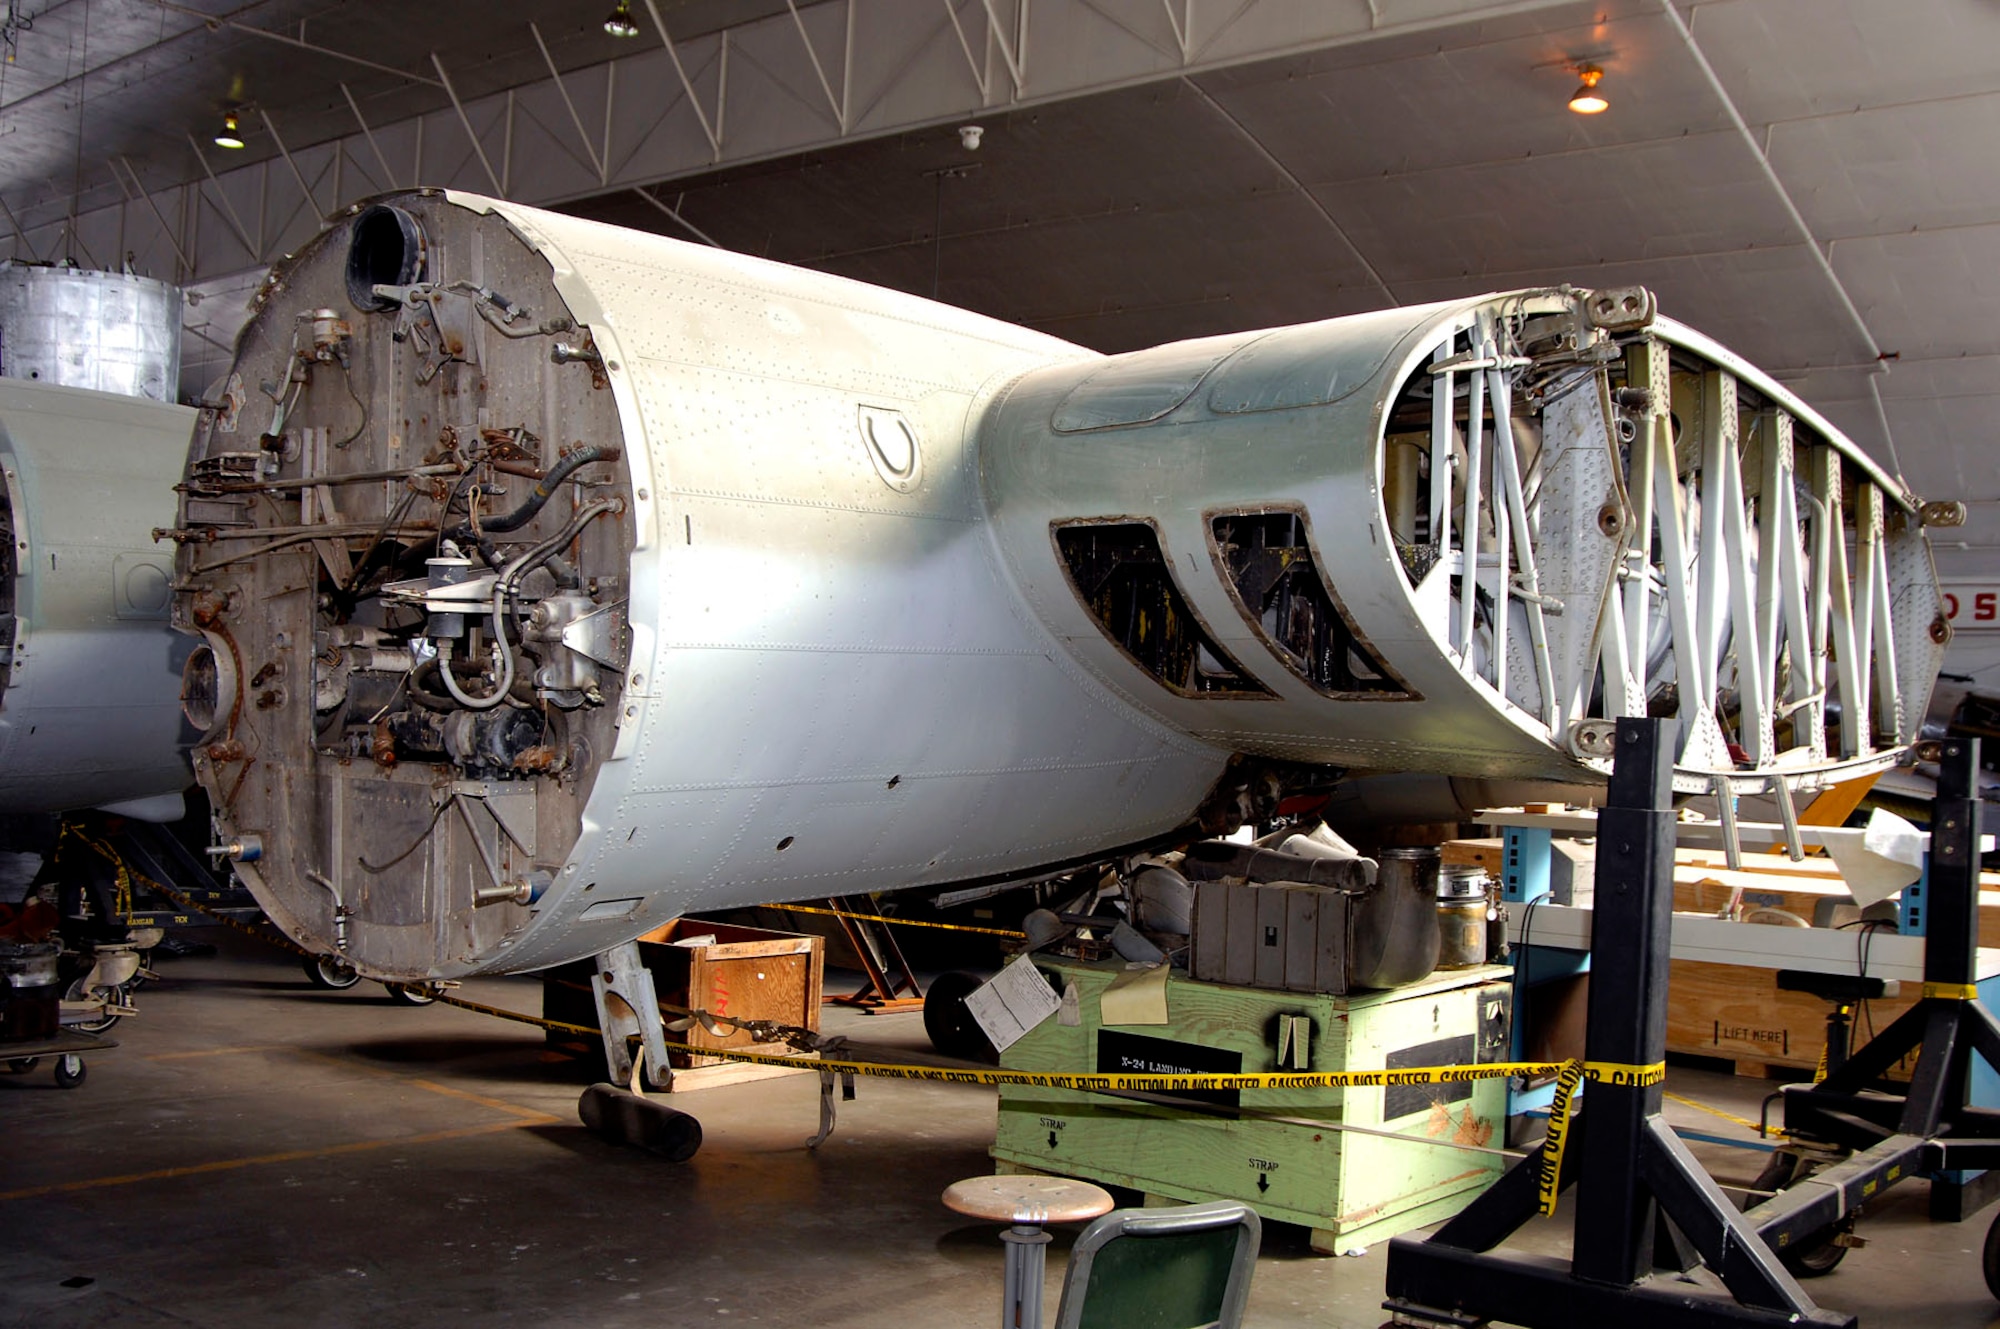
[4,930,1999,1328]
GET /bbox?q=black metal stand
[1774,738,1999,1144]
[1758,737,2000,1231]
[1383,719,1853,1328]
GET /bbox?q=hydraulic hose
[437,611,515,712]
[498,498,622,596]
[443,444,621,545]
[434,498,622,712]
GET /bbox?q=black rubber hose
[444,444,621,545]
[407,659,459,712]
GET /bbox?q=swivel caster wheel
[1753,1150,1850,1277]
[53,1054,86,1090]
[385,982,437,1006]
[303,953,362,990]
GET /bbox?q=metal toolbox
[1187,844,1439,993]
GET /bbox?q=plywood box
[635,918,824,1067]
[1664,958,1919,1078]
[544,919,822,1081]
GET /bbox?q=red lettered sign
[1941,583,2000,631]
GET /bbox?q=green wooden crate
[992,960,1511,1254]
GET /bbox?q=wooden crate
[634,918,824,1067]
[1664,958,1920,1078]
[544,919,822,1088]
[993,960,1514,1253]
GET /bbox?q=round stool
[944,1174,1114,1329]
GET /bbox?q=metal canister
[0,262,183,400]
[1348,846,1442,989]
[1436,864,1490,969]
[0,938,62,1042]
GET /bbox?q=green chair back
[1054,1201,1260,1329]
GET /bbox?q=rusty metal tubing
[443,442,621,544]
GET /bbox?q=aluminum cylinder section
[980,285,1942,794]
[0,379,197,815]
[976,295,1588,781]
[0,264,183,402]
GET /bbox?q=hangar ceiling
[0,0,1994,576]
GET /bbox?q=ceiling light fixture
[1568,64,1609,114]
[603,2,640,37]
[214,111,246,149]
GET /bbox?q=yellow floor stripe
[286,1048,559,1124]
[1664,1089,1776,1135]
[403,1076,562,1123]
[144,1045,289,1062]
[0,1121,534,1202]
[19,1046,566,1206]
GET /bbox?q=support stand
[1756,736,2000,1238]
[1775,738,1999,1145]
[591,940,675,1090]
[823,895,925,1012]
[1383,718,1852,1328]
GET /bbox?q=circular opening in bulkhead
[346,205,427,313]
[179,635,237,740]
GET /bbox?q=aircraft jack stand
[1757,736,2000,1279]
[576,941,706,1161]
[1385,719,1854,1328]
[1385,727,2000,1327]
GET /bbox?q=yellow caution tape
[1583,1059,1666,1088]
[623,1031,1574,1092]
[437,991,597,1039]
[430,988,1575,1091]
[1536,1060,1584,1216]
[1532,1060,1667,1215]
[115,845,1672,1113]
[768,903,1026,940]
[100,851,313,958]
[1923,982,1981,1001]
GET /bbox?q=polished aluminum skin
[0,378,197,817]
[0,263,183,402]
[169,191,1944,980]
[982,290,1944,793]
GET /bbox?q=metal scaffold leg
[1382,717,1853,1329]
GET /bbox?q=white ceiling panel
[1886,402,1996,498]
[1768,93,2000,239]
[1316,130,1807,284]
[1203,4,1730,188]
[1682,0,2000,125]
[1831,224,2000,360]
